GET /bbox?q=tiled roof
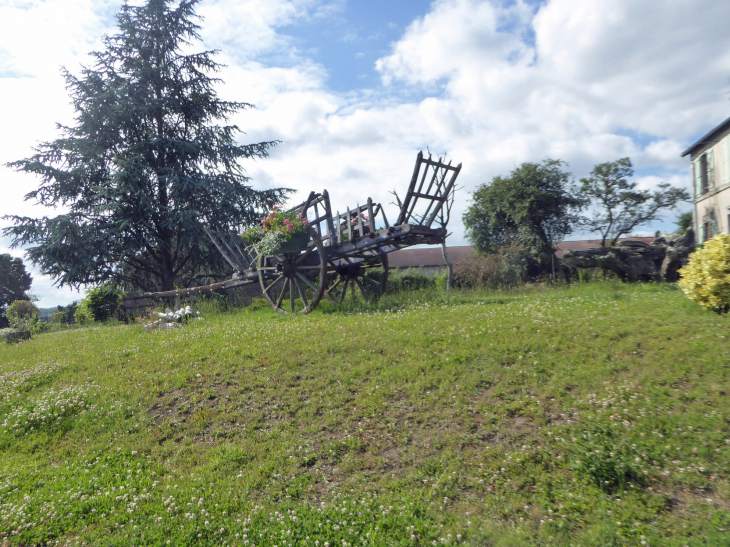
[387,246,473,268]
[681,115,730,157]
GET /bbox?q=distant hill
[38,307,59,320]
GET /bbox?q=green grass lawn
[1,281,729,547]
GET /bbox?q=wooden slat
[379,205,390,228]
[346,206,352,242]
[397,151,423,225]
[357,203,365,237]
[323,190,336,243]
[425,163,462,228]
[301,191,316,216]
[405,155,434,224]
[288,192,325,214]
[421,156,460,170]
[336,210,342,244]
[308,214,330,225]
[421,158,441,198]
[313,201,322,237]
[367,198,375,233]
[220,232,248,269]
[203,226,241,271]
[419,162,452,225]
[410,192,447,201]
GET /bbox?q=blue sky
[282,1,432,92]
[2,0,730,306]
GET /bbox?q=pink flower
[302,220,308,226]
[287,225,292,231]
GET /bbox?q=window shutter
[699,223,706,242]
[694,158,702,197]
[711,219,718,237]
[708,149,715,191]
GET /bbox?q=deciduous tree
[463,160,584,275]
[0,254,32,327]
[676,211,693,235]
[578,158,689,246]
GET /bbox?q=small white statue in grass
[144,306,202,331]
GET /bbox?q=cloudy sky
[2,0,730,307]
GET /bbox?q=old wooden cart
[205,152,461,315]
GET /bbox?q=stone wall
[561,229,696,282]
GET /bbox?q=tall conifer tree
[4,0,286,292]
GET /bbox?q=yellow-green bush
[678,233,730,313]
[7,300,39,321]
[6,300,46,333]
[74,300,94,325]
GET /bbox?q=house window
[701,154,709,194]
[701,211,718,242]
[694,149,715,198]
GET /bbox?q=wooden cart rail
[120,277,259,314]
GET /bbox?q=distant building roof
[388,246,473,269]
[681,115,730,158]
[387,238,656,267]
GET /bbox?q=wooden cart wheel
[258,227,328,315]
[327,253,389,303]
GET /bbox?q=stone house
[682,115,730,242]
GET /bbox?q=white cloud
[532,0,730,137]
[197,0,344,64]
[640,140,687,170]
[376,0,532,87]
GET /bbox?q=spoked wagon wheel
[327,253,389,303]
[258,227,328,315]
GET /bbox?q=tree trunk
[441,241,453,290]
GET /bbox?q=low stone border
[3,330,31,344]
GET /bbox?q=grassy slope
[0,282,729,547]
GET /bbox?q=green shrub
[50,302,79,325]
[76,285,124,322]
[7,299,38,321]
[454,244,530,288]
[6,299,48,334]
[74,301,94,325]
[577,268,593,283]
[398,268,433,290]
[386,268,436,293]
[678,233,730,313]
[433,273,449,290]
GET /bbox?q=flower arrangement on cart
[242,207,309,258]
